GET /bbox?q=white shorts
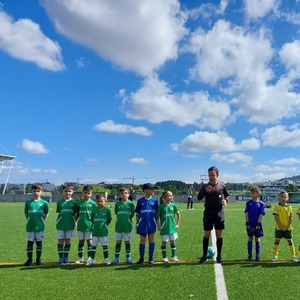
[27,231,45,242]
[78,231,92,240]
[92,236,109,246]
[56,230,75,240]
[115,232,132,241]
[161,233,178,242]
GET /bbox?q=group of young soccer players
[24,166,299,267]
[23,182,180,266]
[245,186,300,263]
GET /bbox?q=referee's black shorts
[203,209,225,231]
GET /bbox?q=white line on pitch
[211,228,229,300]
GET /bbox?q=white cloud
[0,9,64,71]
[189,0,228,19]
[19,139,49,154]
[262,125,300,147]
[256,164,297,173]
[129,157,149,164]
[279,40,300,74]
[187,19,300,125]
[42,0,187,75]
[171,131,260,152]
[273,157,300,165]
[31,168,57,174]
[244,0,280,20]
[187,20,273,85]
[94,120,152,136]
[122,76,231,130]
[211,152,252,166]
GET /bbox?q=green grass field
[1,201,300,300]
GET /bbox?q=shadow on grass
[1,259,298,270]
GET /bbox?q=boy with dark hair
[24,183,49,266]
[135,183,158,264]
[56,184,77,264]
[111,187,135,264]
[75,185,97,263]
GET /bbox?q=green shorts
[275,229,292,239]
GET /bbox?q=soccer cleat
[136,258,144,264]
[271,256,278,262]
[292,256,299,263]
[247,256,253,261]
[86,257,94,266]
[216,256,222,263]
[58,258,64,264]
[36,259,42,266]
[255,255,261,261]
[126,257,133,264]
[111,258,120,265]
[148,259,154,264]
[163,257,169,263]
[104,258,111,265]
[24,259,33,266]
[199,256,208,264]
[171,256,179,262]
[75,257,84,264]
[63,258,70,264]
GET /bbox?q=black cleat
[216,256,222,263]
[199,256,208,264]
[136,258,144,264]
[24,259,33,266]
[36,259,42,266]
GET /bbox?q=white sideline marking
[212,229,228,300]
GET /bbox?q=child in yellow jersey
[271,191,298,262]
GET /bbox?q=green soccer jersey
[24,198,49,232]
[92,207,112,237]
[56,198,77,231]
[76,199,97,232]
[157,202,179,235]
[114,200,135,233]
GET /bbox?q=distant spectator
[187,185,194,210]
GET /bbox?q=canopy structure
[0,154,16,195]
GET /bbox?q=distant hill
[279,175,300,182]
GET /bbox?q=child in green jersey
[271,190,298,262]
[111,187,135,265]
[56,184,77,264]
[24,183,49,266]
[157,190,181,263]
[75,185,97,263]
[86,194,112,266]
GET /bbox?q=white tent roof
[0,154,16,161]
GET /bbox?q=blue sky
[1,0,300,186]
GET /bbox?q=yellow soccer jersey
[273,203,293,230]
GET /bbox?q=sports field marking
[212,229,228,300]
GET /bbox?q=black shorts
[203,209,225,231]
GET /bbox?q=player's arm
[107,210,112,225]
[197,185,205,201]
[24,205,28,219]
[287,214,293,230]
[156,208,161,231]
[175,210,180,230]
[245,211,250,228]
[274,214,283,230]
